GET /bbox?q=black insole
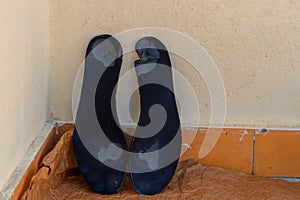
[130,37,182,195]
[73,34,128,194]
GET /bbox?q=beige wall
[49,0,300,128]
[0,0,299,192]
[0,0,299,191]
[0,0,50,189]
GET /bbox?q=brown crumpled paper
[22,130,300,200]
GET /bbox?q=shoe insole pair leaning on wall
[73,34,182,195]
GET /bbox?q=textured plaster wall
[0,0,50,189]
[49,0,300,127]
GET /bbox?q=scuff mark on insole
[97,143,122,162]
[138,142,160,170]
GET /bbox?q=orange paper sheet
[22,130,300,199]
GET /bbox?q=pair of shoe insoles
[73,34,182,195]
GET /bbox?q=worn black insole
[73,35,127,194]
[130,37,182,195]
